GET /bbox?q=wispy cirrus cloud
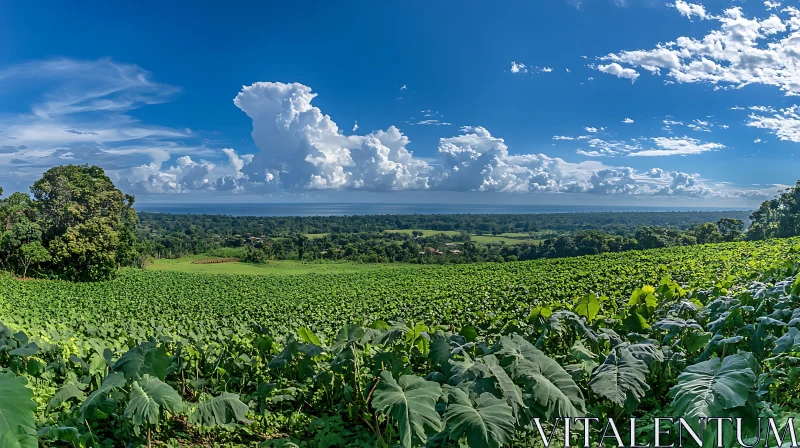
[0,58,244,192]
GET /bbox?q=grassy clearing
[384,229,462,237]
[470,235,542,245]
[146,256,415,276]
[304,233,329,239]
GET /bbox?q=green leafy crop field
[146,256,414,275]
[2,238,799,446]
[1,239,793,344]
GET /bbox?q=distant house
[450,249,462,254]
[427,247,444,255]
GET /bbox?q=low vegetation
[0,238,799,446]
[4,166,800,446]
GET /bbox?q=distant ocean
[136,203,745,217]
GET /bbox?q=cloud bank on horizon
[0,73,776,201]
[2,0,800,203]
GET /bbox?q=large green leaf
[669,354,756,420]
[297,327,321,346]
[80,372,127,419]
[511,358,586,419]
[0,372,37,448]
[46,383,86,413]
[124,375,183,427]
[444,386,515,448]
[482,355,524,417]
[113,341,170,380]
[371,370,442,448]
[496,335,585,419]
[574,293,601,322]
[589,345,650,407]
[37,426,80,446]
[773,327,800,354]
[189,392,251,427]
[9,342,40,357]
[430,331,452,372]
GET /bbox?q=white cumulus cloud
[747,105,800,141]
[672,0,708,20]
[510,62,528,74]
[597,6,800,95]
[632,137,725,156]
[597,63,640,82]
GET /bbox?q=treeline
[136,210,749,259]
[513,219,743,261]
[227,218,746,264]
[0,165,140,281]
[6,163,800,279]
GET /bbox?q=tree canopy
[747,180,800,240]
[0,165,139,281]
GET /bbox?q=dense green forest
[136,211,750,264]
[138,209,750,236]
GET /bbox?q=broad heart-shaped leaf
[570,340,598,363]
[444,386,515,448]
[80,372,127,419]
[37,426,80,445]
[626,343,664,365]
[430,331,451,373]
[124,375,183,427]
[371,371,442,448]
[621,312,650,332]
[669,354,756,421]
[510,358,586,420]
[574,293,601,322]
[189,392,251,427]
[268,337,300,369]
[9,342,39,357]
[331,324,365,353]
[589,345,650,408]
[629,286,657,308]
[683,331,713,352]
[113,341,170,380]
[495,335,586,419]
[0,371,37,448]
[297,327,322,346]
[47,383,86,413]
[773,327,800,354]
[482,355,524,418]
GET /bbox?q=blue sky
[1,0,798,206]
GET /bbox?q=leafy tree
[716,217,744,242]
[32,165,139,280]
[17,242,51,278]
[747,181,800,239]
[0,165,140,281]
[0,215,45,276]
[687,222,723,244]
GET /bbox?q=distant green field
[146,255,414,276]
[470,235,542,245]
[384,229,461,237]
[304,233,329,239]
